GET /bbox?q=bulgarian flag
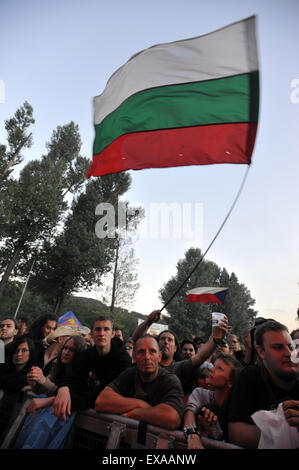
[185,287,228,305]
[86,16,259,178]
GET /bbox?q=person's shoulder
[233,364,262,386]
[238,364,261,377]
[111,365,136,386]
[171,357,194,374]
[189,386,213,401]
[158,366,183,385]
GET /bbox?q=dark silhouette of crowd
[0,310,298,449]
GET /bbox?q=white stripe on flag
[94,16,258,125]
[186,287,228,295]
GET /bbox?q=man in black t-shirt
[95,335,184,430]
[228,320,299,448]
[52,316,132,419]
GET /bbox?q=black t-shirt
[109,366,184,419]
[58,337,132,411]
[228,364,299,425]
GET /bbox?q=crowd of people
[0,310,298,449]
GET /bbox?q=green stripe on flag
[93,71,258,155]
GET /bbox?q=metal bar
[106,421,126,449]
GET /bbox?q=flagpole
[160,164,251,312]
[14,259,35,320]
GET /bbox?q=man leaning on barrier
[95,335,184,430]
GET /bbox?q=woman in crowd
[25,334,88,412]
[14,335,88,449]
[0,336,35,444]
[0,336,35,394]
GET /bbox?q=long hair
[29,314,58,341]
[8,335,35,371]
[49,335,87,384]
[157,329,182,361]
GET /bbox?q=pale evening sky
[1,0,298,332]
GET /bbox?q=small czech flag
[185,287,228,305]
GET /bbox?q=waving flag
[185,287,228,305]
[58,311,82,328]
[86,16,259,178]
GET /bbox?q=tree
[27,172,133,315]
[0,101,35,184]
[99,236,140,312]
[98,202,144,312]
[159,247,257,341]
[0,280,145,340]
[0,280,52,322]
[0,122,89,298]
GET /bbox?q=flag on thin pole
[185,287,228,305]
[86,16,259,178]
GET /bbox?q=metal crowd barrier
[0,390,37,449]
[65,409,241,450]
[1,395,241,450]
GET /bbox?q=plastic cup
[211,312,225,327]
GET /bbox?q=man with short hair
[228,320,299,448]
[95,335,184,430]
[52,315,132,420]
[132,310,228,394]
[0,318,18,345]
[0,318,19,372]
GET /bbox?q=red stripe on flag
[86,122,257,177]
[185,294,223,304]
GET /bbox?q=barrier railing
[0,391,37,449]
[65,409,241,450]
[1,395,241,450]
